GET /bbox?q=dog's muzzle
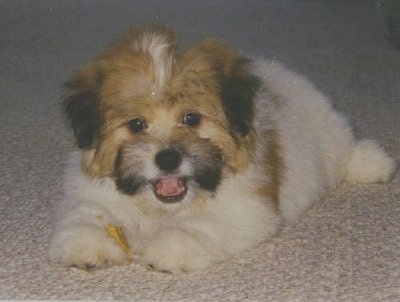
[153,148,188,203]
[115,143,223,203]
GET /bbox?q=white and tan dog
[48,25,396,273]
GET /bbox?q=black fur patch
[115,174,147,195]
[194,165,222,192]
[190,143,223,193]
[62,73,103,149]
[217,59,261,136]
[114,148,147,195]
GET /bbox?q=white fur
[251,60,396,221]
[49,152,280,272]
[343,139,396,183]
[134,31,173,90]
[49,59,396,272]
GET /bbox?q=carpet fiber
[1,1,399,300]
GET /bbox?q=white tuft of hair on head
[134,27,175,91]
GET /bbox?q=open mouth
[153,176,188,203]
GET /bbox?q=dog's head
[64,25,260,211]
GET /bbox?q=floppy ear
[187,39,261,136]
[217,59,260,136]
[62,72,102,149]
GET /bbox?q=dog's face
[64,25,260,212]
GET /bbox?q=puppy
[48,25,396,272]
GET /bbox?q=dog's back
[251,60,396,221]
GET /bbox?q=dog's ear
[184,39,261,136]
[62,70,102,149]
[217,58,260,136]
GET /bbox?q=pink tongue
[155,177,186,198]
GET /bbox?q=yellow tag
[105,224,131,258]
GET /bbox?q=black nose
[155,148,182,172]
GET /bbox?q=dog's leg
[48,210,132,270]
[138,227,225,273]
[48,152,136,270]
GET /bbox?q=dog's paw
[139,229,223,273]
[48,225,131,270]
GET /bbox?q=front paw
[48,225,131,270]
[140,229,224,273]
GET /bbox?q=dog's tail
[343,139,397,183]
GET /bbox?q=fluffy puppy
[48,25,396,272]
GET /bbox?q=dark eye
[182,112,201,128]
[127,118,147,133]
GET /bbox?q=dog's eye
[182,112,201,128]
[127,118,147,133]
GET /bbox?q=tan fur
[257,129,283,209]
